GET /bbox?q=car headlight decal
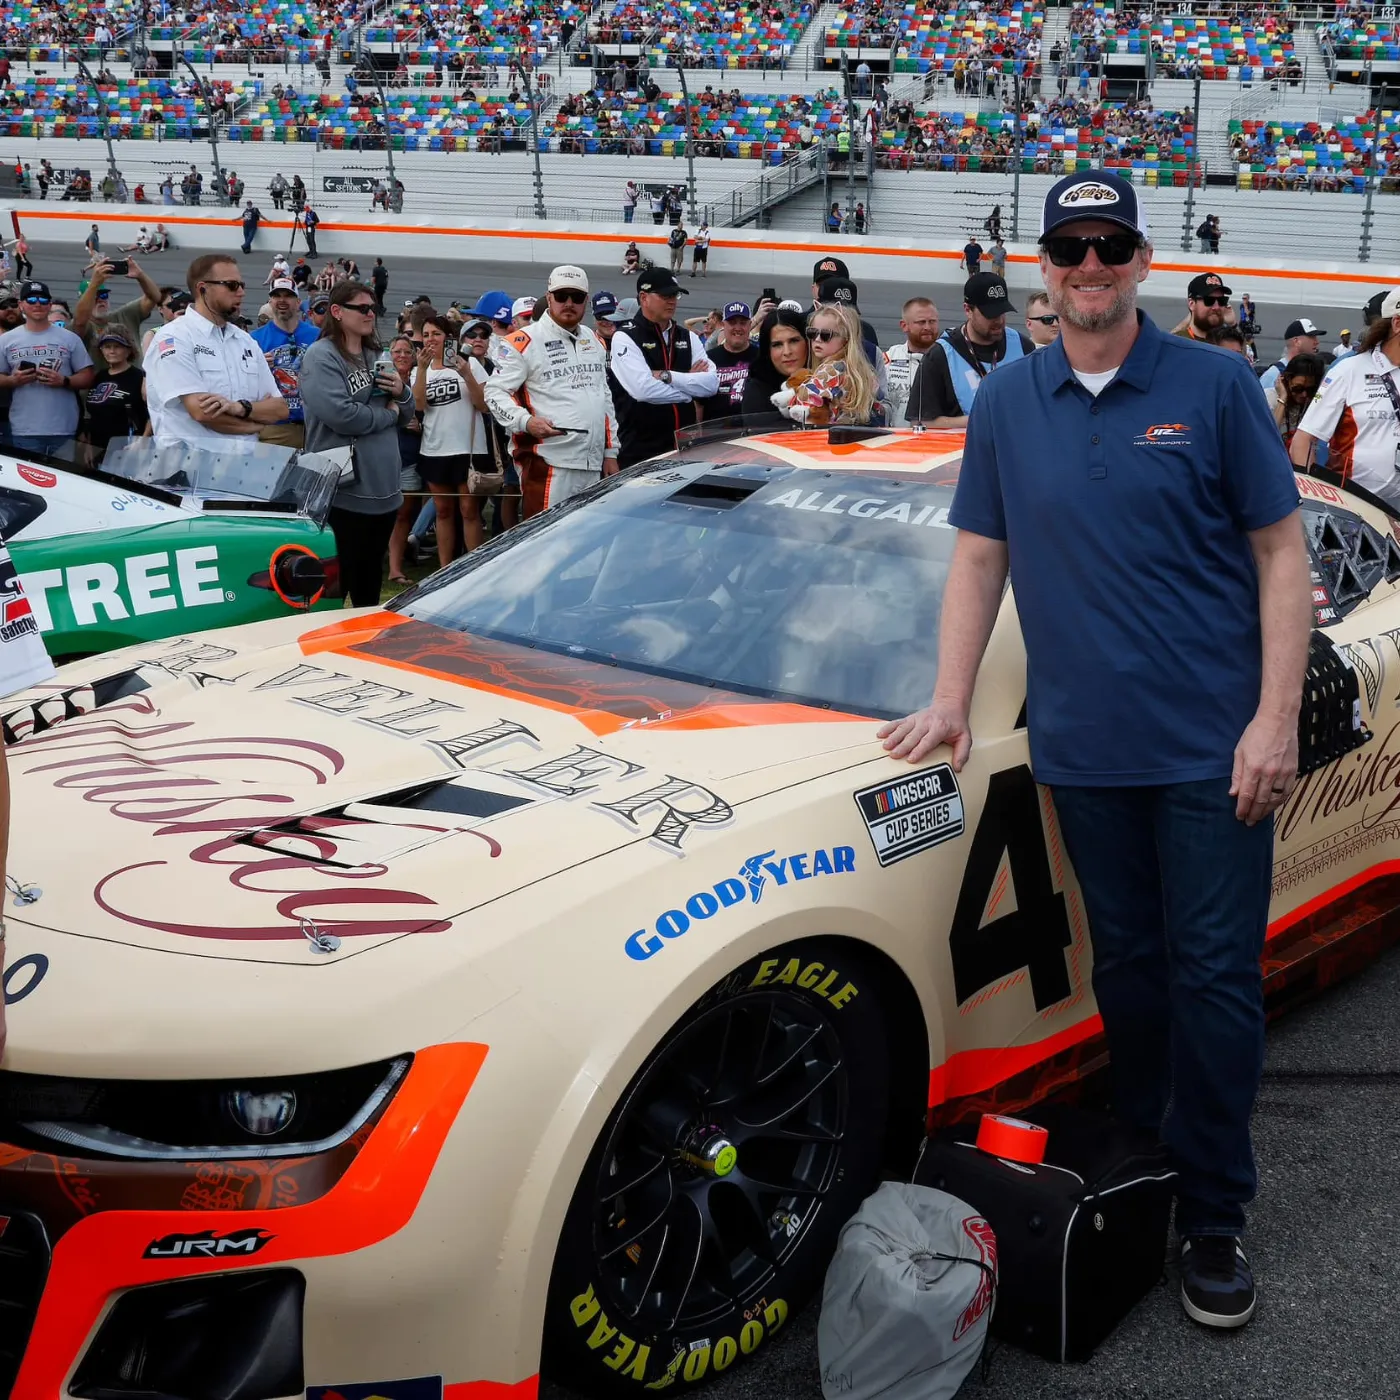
[11,1056,410,1161]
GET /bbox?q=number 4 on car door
[950,765,1074,1012]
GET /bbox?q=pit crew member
[484,264,618,517]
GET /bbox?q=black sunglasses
[550,289,588,305]
[202,278,246,291]
[807,327,844,342]
[1029,313,1059,325]
[342,301,377,314]
[1042,233,1143,268]
[1196,294,1230,308]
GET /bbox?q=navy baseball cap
[592,290,618,318]
[723,300,751,320]
[1039,171,1149,242]
[470,289,514,323]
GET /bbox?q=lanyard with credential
[1378,365,1400,474]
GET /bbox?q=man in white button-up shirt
[143,255,286,453]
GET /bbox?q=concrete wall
[12,199,1399,303]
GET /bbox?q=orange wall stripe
[13,209,1398,286]
[14,1042,488,1400]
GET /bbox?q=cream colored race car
[0,428,1392,1400]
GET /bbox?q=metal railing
[704,142,826,226]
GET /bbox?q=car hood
[4,610,880,967]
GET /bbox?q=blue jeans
[623,206,634,223]
[1052,779,1273,1237]
[9,433,72,459]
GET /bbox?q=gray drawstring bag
[818,1181,997,1400]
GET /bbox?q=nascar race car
[0,438,342,661]
[0,426,1393,1400]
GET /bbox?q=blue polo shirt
[950,312,1300,786]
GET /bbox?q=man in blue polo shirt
[880,171,1311,1332]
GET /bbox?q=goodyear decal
[624,846,856,962]
[569,1283,787,1389]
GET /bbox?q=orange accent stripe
[15,1043,489,1399]
[931,859,1400,1106]
[15,210,1396,287]
[1263,858,1400,943]
[305,636,868,736]
[444,1381,539,1399]
[298,609,408,654]
[928,1015,1104,1108]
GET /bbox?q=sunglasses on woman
[807,327,845,342]
[1041,233,1143,268]
[342,302,377,314]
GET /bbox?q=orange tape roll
[975,1113,1049,1165]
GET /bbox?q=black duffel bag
[914,1105,1176,1362]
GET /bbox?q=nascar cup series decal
[625,846,857,961]
[854,765,965,866]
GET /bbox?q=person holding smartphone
[71,255,163,358]
[414,313,491,564]
[300,280,411,607]
[0,280,96,457]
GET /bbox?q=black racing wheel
[543,940,891,1395]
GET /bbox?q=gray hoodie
[299,336,405,515]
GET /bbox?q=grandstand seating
[1231,110,1400,189]
[365,0,586,67]
[1076,3,1295,77]
[1323,17,1400,65]
[589,0,812,68]
[876,102,1194,179]
[545,89,843,156]
[229,84,843,158]
[228,85,539,147]
[0,74,243,138]
[0,0,137,57]
[824,0,1043,74]
[142,0,362,59]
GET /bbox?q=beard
[1050,281,1137,333]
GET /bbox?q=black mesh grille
[1299,630,1372,777]
[0,1210,50,1397]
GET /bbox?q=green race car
[0,440,343,661]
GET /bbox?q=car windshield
[400,455,957,719]
[1,437,343,527]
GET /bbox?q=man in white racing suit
[484,264,619,517]
[883,296,940,428]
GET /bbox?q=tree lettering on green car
[949,765,1072,1012]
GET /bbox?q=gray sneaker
[1179,1235,1256,1329]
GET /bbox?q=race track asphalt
[18,236,1369,368]
[540,944,1400,1400]
[24,232,1399,1400]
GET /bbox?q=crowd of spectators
[875,93,1192,173]
[365,0,585,69]
[824,0,1043,75]
[588,0,811,68]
